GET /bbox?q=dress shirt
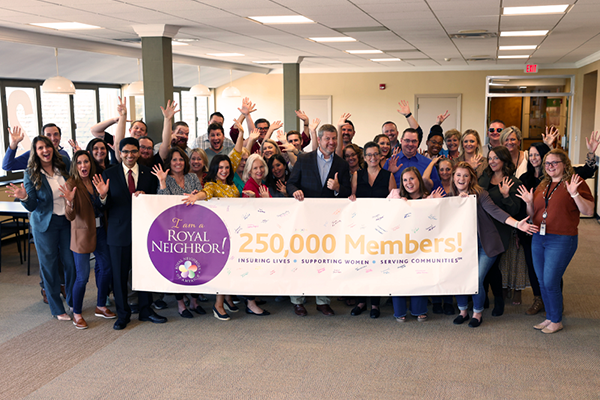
[316,148,333,187]
[41,168,67,216]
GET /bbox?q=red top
[242,178,272,198]
[532,179,593,236]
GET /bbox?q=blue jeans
[392,296,428,318]
[33,215,76,316]
[456,240,498,314]
[532,233,578,323]
[72,228,112,314]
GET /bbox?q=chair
[0,216,25,268]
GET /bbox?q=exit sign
[525,64,538,73]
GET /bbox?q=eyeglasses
[365,153,380,158]
[545,161,562,168]
[489,128,503,133]
[139,146,153,151]
[402,138,418,145]
[121,149,139,155]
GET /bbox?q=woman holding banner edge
[451,162,538,328]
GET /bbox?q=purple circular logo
[147,204,230,285]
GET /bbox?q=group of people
[4,96,597,334]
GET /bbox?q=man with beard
[204,123,234,165]
[384,128,441,191]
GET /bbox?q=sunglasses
[489,128,503,133]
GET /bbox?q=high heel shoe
[213,306,230,321]
[246,307,270,316]
[223,300,239,313]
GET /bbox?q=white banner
[132,195,478,296]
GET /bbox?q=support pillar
[283,63,300,133]
[133,25,180,142]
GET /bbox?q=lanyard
[542,181,561,220]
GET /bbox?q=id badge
[540,221,546,236]
[96,217,101,228]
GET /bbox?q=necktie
[127,169,135,194]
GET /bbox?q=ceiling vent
[466,56,495,61]
[450,30,497,39]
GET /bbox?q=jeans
[456,240,498,314]
[532,233,578,323]
[72,228,112,314]
[33,215,76,316]
[392,296,428,318]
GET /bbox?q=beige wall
[215,67,585,155]
[573,59,600,162]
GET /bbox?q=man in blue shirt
[384,128,441,191]
[2,123,70,171]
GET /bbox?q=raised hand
[151,164,169,182]
[397,100,411,116]
[258,185,270,198]
[117,96,127,116]
[276,130,286,143]
[565,174,583,196]
[8,126,25,149]
[468,154,483,170]
[276,180,287,195]
[309,118,321,132]
[160,100,179,120]
[270,120,283,131]
[387,154,403,174]
[427,187,446,199]
[58,183,76,203]
[516,185,534,204]
[337,113,351,127]
[498,176,514,198]
[233,118,245,134]
[92,174,110,198]
[429,155,442,167]
[585,131,599,154]
[248,128,261,142]
[436,111,450,125]
[68,139,81,152]
[326,172,340,192]
[295,110,309,124]
[7,183,27,200]
[281,142,295,153]
[542,126,560,148]
[391,146,402,157]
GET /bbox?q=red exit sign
[525,64,538,73]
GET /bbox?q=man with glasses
[384,128,441,190]
[100,137,166,330]
[483,120,505,157]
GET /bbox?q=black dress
[355,168,391,199]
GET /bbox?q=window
[99,87,121,138]
[5,87,39,166]
[41,92,72,150]
[73,89,97,151]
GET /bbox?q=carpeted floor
[1,219,599,399]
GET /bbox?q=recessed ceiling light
[346,50,383,54]
[248,15,314,24]
[499,45,537,50]
[30,22,101,30]
[371,58,402,62]
[172,41,188,46]
[308,37,356,43]
[252,61,282,64]
[501,30,549,37]
[503,5,569,15]
[207,53,244,57]
[498,55,530,59]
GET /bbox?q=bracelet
[571,192,580,198]
[405,112,412,118]
[514,220,519,229]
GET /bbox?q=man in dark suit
[100,137,167,330]
[286,124,351,317]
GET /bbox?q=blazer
[286,150,351,198]
[64,178,106,254]
[3,147,70,172]
[102,163,157,247]
[477,190,511,258]
[22,169,68,233]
